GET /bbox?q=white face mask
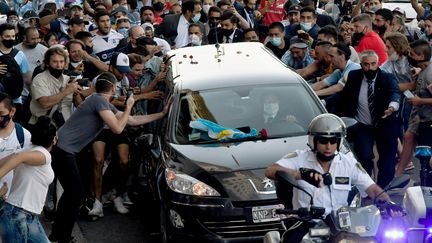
[203,4,211,14]
[263,102,279,117]
[189,34,202,46]
[389,51,399,62]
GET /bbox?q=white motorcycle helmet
[307,113,347,151]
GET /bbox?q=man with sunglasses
[266,114,392,241]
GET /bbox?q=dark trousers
[351,119,399,188]
[50,146,84,243]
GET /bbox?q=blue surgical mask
[269,37,282,47]
[117,28,129,37]
[300,22,312,32]
[192,13,201,23]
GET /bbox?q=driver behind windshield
[262,94,297,125]
[265,114,400,242]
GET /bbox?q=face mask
[363,69,378,80]
[373,24,386,36]
[48,66,64,78]
[351,31,365,47]
[153,2,165,12]
[427,32,432,40]
[2,39,14,48]
[300,22,312,32]
[269,37,282,46]
[369,6,380,12]
[389,51,399,62]
[117,28,129,37]
[203,4,211,14]
[263,102,279,117]
[189,34,202,46]
[0,114,11,129]
[192,13,201,23]
[25,42,37,49]
[85,45,93,54]
[245,5,255,12]
[222,28,234,37]
[316,151,336,162]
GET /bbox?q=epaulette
[283,152,298,159]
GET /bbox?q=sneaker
[113,196,129,214]
[88,199,104,218]
[101,189,116,205]
[122,192,133,206]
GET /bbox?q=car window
[175,84,322,144]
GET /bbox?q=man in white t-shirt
[92,10,124,64]
[0,93,32,198]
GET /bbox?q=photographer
[29,46,80,126]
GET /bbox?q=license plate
[251,204,284,223]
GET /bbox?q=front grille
[199,216,284,238]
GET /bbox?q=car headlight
[165,168,221,196]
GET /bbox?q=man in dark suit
[336,50,401,188]
[208,11,244,44]
[155,0,205,48]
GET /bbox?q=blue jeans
[0,200,49,243]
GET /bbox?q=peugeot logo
[262,178,273,189]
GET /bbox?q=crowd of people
[0,0,431,241]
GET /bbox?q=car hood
[169,136,308,173]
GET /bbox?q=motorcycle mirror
[275,171,314,206]
[384,174,410,191]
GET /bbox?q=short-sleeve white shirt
[275,149,374,216]
[7,145,54,214]
[0,125,32,198]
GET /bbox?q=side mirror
[341,117,357,129]
[384,174,410,191]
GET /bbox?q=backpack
[0,49,24,99]
[14,122,25,148]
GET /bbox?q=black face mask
[316,151,335,162]
[373,24,386,36]
[25,42,37,49]
[48,66,64,78]
[364,69,378,80]
[221,28,234,37]
[2,39,14,48]
[153,2,165,12]
[351,32,364,47]
[85,45,93,54]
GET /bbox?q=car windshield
[175,84,323,144]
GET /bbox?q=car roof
[167,42,304,91]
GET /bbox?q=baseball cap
[68,16,84,25]
[69,1,83,9]
[110,52,131,73]
[141,22,154,32]
[392,7,406,16]
[136,36,157,46]
[288,4,301,14]
[23,10,39,20]
[112,6,128,16]
[116,16,131,24]
[289,37,308,49]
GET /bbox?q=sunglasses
[317,137,338,144]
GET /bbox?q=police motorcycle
[263,170,410,243]
[402,145,432,243]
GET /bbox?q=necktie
[367,79,377,126]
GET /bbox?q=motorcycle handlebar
[275,206,326,219]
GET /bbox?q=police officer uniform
[275,149,374,216]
